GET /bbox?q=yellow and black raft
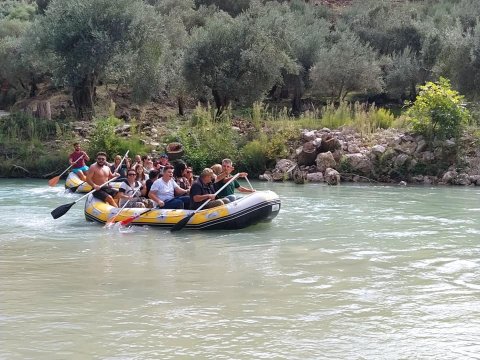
[85,190,281,230]
[65,172,121,193]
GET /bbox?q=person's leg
[178,195,190,209]
[163,198,184,209]
[225,195,236,202]
[204,199,224,209]
[105,195,118,207]
[77,170,86,181]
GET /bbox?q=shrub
[88,116,151,159]
[406,77,470,140]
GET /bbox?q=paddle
[104,183,141,227]
[51,150,129,219]
[119,207,155,227]
[170,173,240,232]
[244,176,254,191]
[51,176,120,219]
[69,151,128,193]
[48,155,84,187]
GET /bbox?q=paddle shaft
[170,173,240,232]
[73,151,129,191]
[107,184,141,224]
[196,172,240,212]
[60,154,84,177]
[77,150,130,202]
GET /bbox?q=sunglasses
[128,173,136,176]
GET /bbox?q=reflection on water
[1,179,480,359]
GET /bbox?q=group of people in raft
[69,142,255,211]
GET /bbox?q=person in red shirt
[69,142,90,181]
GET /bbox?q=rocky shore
[261,128,480,186]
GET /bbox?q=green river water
[1,179,480,359]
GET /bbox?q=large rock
[324,168,340,185]
[394,154,410,168]
[296,141,317,166]
[342,153,373,175]
[302,130,316,142]
[319,134,341,153]
[306,172,324,182]
[415,139,427,153]
[442,170,457,184]
[272,159,297,181]
[316,151,336,173]
[455,173,471,186]
[371,145,386,156]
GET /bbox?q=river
[1,179,480,359]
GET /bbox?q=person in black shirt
[189,168,228,210]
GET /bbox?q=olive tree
[183,11,295,113]
[251,0,330,115]
[310,32,383,101]
[34,0,161,120]
[383,47,422,101]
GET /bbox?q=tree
[34,0,161,120]
[251,0,330,115]
[383,47,422,102]
[407,77,470,140]
[194,0,251,16]
[183,11,295,113]
[310,32,383,101]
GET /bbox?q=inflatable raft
[65,172,122,193]
[85,190,281,230]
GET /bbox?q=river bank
[264,127,480,186]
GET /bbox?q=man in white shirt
[149,165,189,209]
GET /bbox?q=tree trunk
[35,100,51,120]
[291,74,304,117]
[29,73,38,98]
[72,73,96,121]
[177,96,185,116]
[212,88,228,115]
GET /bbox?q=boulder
[275,159,296,173]
[296,141,317,166]
[306,172,324,182]
[302,130,316,142]
[319,134,341,153]
[469,175,480,185]
[371,145,386,156]
[324,168,340,185]
[315,151,336,173]
[442,170,457,184]
[421,151,435,162]
[347,143,361,153]
[415,139,427,153]
[343,153,373,175]
[394,153,410,168]
[455,173,471,186]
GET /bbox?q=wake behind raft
[85,190,281,230]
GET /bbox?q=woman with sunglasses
[118,170,148,208]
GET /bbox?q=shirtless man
[86,152,119,207]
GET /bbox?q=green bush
[88,116,151,159]
[406,77,470,140]
[0,112,58,142]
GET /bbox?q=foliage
[383,47,422,101]
[183,10,296,110]
[88,116,151,159]
[407,77,470,140]
[310,32,383,101]
[0,112,59,142]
